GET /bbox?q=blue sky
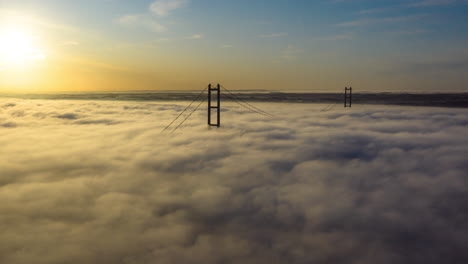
[1,0,468,91]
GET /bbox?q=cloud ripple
[1,99,468,264]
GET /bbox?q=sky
[2,99,468,263]
[0,0,467,92]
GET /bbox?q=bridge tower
[344,87,352,108]
[208,83,221,127]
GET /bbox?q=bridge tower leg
[208,83,221,127]
[344,87,352,108]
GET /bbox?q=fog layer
[1,99,468,264]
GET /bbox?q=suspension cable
[171,97,207,134]
[160,87,207,133]
[222,92,274,118]
[220,86,276,117]
[320,91,345,112]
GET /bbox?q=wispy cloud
[407,0,457,7]
[404,58,468,73]
[318,33,354,41]
[355,0,462,16]
[150,0,189,16]
[355,7,395,15]
[389,29,431,35]
[33,53,46,60]
[116,14,166,33]
[188,34,203,39]
[336,14,426,27]
[280,45,304,61]
[259,32,288,38]
[116,0,189,33]
[63,56,132,72]
[62,41,80,46]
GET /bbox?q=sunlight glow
[0,28,45,68]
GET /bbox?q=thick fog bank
[1,99,468,264]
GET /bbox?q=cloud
[33,53,46,60]
[188,34,203,39]
[280,45,304,60]
[62,41,80,46]
[388,29,430,35]
[355,7,395,15]
[401,58,468,73]
[318,33,354,41]
[1,121,16,127]
[353,0,464,18]
[55,113,81,120]
[259,32,288,38]
[336,14,426,27]
[116,14,166,33]
[150,0,189,16]
[117,0,188,32]
[2,103,16,108]
[407,0,457,7]
[1,98,468,263]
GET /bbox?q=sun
[0,28,45,68]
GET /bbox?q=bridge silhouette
[160,84,350,134]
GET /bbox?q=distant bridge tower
[208,83,221,127]
[344,87,352,108]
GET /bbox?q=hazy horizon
[2,88,468,94]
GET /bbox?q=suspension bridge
[160,84,353,134]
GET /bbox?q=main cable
[221,86,275,117]
[220,86,276,117]
[222,92,274,118]
[160,87,207,134]
[171,97,207,134]
[320,91,345,112]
